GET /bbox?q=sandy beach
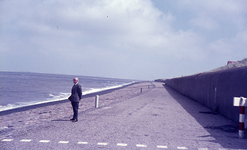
[0,81,154,140]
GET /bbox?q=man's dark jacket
[69,83,82,102]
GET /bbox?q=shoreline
[0,81,154,140]
[0,81,137,116]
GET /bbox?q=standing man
[68,77,82,122]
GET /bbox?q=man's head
[73,77,79,84]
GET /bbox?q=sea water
[0,72,136,112]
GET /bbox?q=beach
[0,81,154,140]
[0,71,136,112]
[1,81,246,149]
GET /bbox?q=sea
[0,71,137,112]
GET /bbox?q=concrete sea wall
[161,66,247,122]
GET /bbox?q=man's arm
[77,84,82,101]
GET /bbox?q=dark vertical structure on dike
[164,66,247,123]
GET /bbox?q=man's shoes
[71,119,78,122]
[70,118,74,121]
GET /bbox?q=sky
[1,0,247,80]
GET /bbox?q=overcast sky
[1,0,247,80]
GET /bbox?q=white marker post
[233,97,247,138]
[95,95,99,108]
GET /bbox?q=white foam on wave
[0,81,135,112]
[82,81,134,95]
[0,92,71,112]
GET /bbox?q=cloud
[1,0,247,80]
[209,30,247,54]
[190,16,219,30]
[178,0,247,30]
[0,0,175,78]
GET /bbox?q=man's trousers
[71,102,79,120]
